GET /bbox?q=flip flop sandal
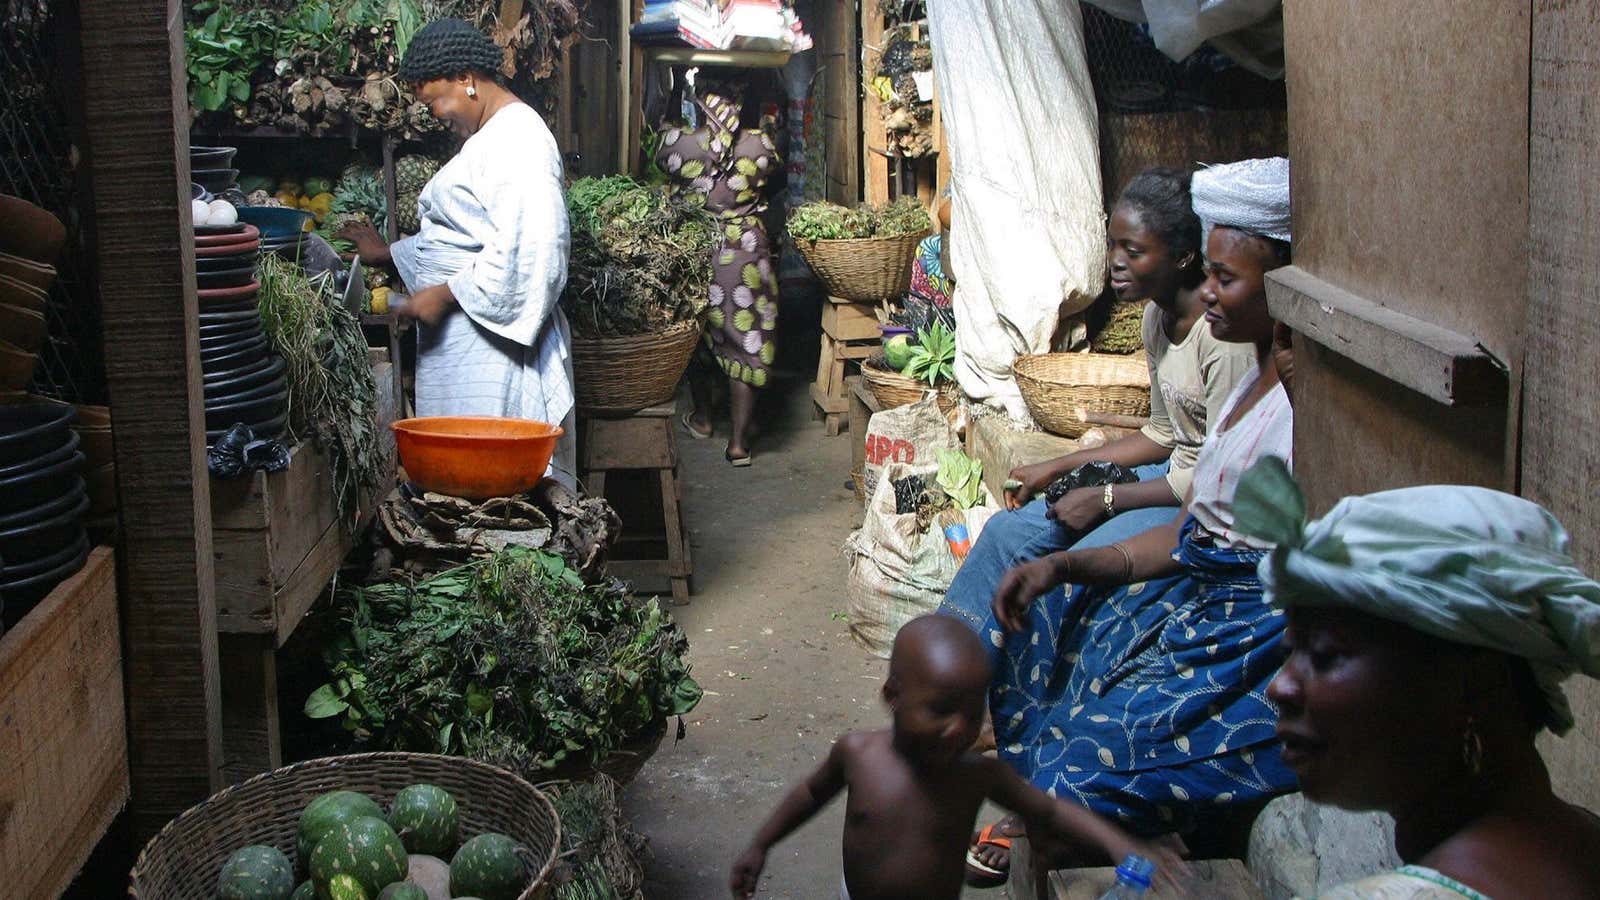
[725,448,752,467]
[681,411,714,440]
[964,823,1012,888]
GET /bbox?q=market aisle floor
[623,381,1005,899]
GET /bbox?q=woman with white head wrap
[953,160,1302,882]
[1233,457,1600,898]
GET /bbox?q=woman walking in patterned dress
[656,80,780,466]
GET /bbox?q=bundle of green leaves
[903,320,955,385]
[255,252,383,526]
[306,548,703,775]
[560,176,719,337]
[787,196,931,242]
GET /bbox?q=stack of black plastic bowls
[196,225,288,446]
[0,402,87,631]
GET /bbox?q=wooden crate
[211,361,398,644]
[212,360,398,782]
[0,547,128,898]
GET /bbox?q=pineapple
[393,155,440,235]
[332,165,388,235]
[395,154,438,195]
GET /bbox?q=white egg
[206,199,238,226]
[191,198,210,224]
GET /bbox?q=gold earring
[466,85,477,98]
[1462,715,1484,776]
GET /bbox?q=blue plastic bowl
[237,206,313,240]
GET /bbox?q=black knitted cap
[399,18,503,83]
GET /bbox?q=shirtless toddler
[729,614,1183,899]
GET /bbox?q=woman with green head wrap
[1236,458,1600,898]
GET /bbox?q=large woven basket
[130,752,561,899]
[860,358,958,414]
[572,321,701,415]
[795,230,929,302]
[544,718,667,786]
[1013,352,1151,438]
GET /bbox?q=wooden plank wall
[557,0,622,177]
[810,0,861,204]
[78,0,225,839]
[1281,1,1527,511]
[1526,0,1600,813]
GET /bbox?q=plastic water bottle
[1097,854,1155,899]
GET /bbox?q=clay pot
[0,303,46,355]
[0,339,36,390]
[0,194,66,263]
[0,273,47,314]
[0,251,56,291]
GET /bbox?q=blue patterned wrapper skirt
[940,518,1297,835]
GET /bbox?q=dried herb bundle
[560,176,719,337]
[306,548,703,776]
[788,197,931,242]
[255,252,383,525]
[186,0,582,138]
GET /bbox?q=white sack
[1083,0,1284,79]
[929,0,1107,418]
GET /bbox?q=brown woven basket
[1013,352,1151,438]
[860,358,958,414]
[850,467,867,505]
[130,752,561,899]
[795,230,929,302]
[543,718,667,786]
[572,322,701,415]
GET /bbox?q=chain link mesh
[1080,3,1288,204]
[1,0,106,403]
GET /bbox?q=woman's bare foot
[682,410,714,440]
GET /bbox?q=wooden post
[861,0,890,204]
[78,0,225,839]
[815,0,862,203]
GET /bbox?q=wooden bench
[1010,835,1264,899]
[578,402,693,604]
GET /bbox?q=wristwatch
[1102,483,1116,516]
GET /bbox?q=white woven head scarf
[1191,156,1291,250]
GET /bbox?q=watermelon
[387,784,460,856]
[449,833,528,900]
[297,791,384,870]
[884,333,912,371]
[375,883,428,900]
[325,873,369,900]
[309,816,408,896]
[405,854,451,900]
[291,882,315,900]
[217,844,296,900]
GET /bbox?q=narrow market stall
[2,0,714,896]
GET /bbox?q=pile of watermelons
[214,784,532,900]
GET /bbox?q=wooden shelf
[0,547,127,899]
[1266,265,1508,407]
[639,45,793,68]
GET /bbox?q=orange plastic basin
[391,416,563,500]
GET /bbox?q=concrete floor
[621,380,1006,899]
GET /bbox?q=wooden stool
[810,297,880,435]
[578,402,693,603]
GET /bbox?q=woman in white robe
[343,18,576,486]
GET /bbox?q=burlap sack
[845,461,999,657]
[860,396,960,505]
